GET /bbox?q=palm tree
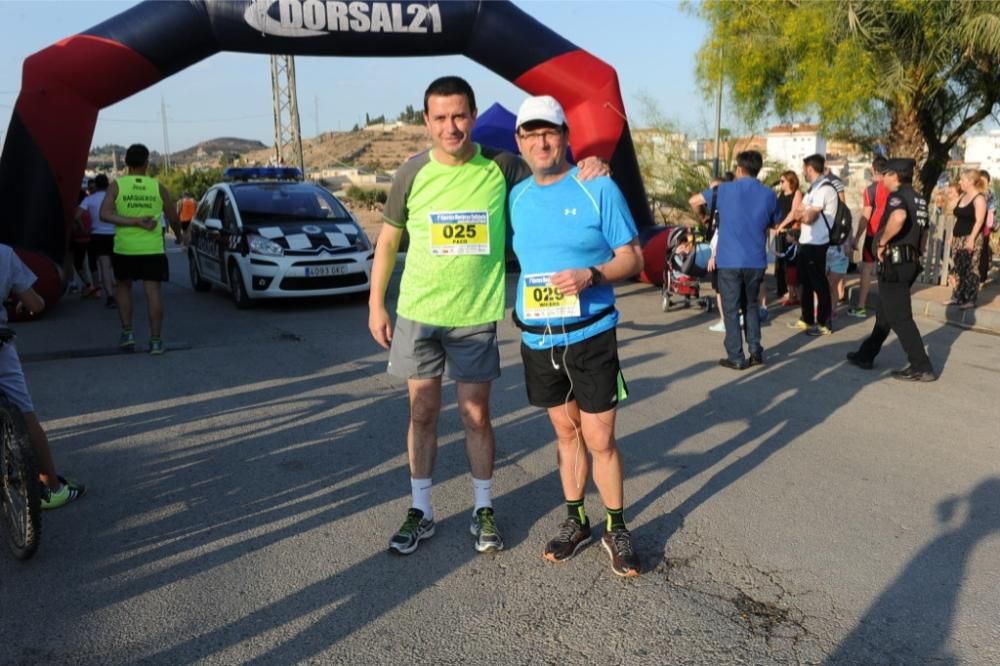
[695,0,1000,196]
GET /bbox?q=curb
[845,284,1000,336]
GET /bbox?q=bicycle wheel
[0,396,41,560]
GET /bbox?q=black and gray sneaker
[470,507,504,553]
[601,528,640,577]
[543,515,592,562]
[388,508,435,555]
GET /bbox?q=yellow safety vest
[114,175,165,255]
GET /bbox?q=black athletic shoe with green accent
[543,515,592,562]
[469,507,504,553]
[601,528,640,577]
[388,508,435,555]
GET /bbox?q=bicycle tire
[0,395,41,560]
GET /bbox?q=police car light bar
[223,167,304,181]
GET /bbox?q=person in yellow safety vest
[99,144,184,355]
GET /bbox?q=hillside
[239,125,430,171]
[86,127,428,173]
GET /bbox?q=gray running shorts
[388,316,500,383]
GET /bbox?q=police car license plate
[305,265,348,277]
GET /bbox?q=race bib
[429,211,489,255]
[522,273,581,320]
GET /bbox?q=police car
[187,167,373,307]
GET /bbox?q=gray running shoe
[601,528,640,577]
[543,515,592,562]
[389,508,435,555]
[469,507,504,553]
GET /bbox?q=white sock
[472,477,493,514]
[410,478,433,520]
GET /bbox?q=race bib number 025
[429,211,489,256]
[522,273,581,320]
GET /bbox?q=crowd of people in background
[940,168,995,309]
[683,146,999,380]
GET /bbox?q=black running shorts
[520,327,623,414]
[112,253,169,282]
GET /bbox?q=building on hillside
[766,123,827,171]
[632,129,690,195]
[826,139,862,160]
[688,139,709,162]
[699,135,767,169]
[964,130,1000,178]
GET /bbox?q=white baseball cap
[515,95,567,130]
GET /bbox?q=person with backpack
[778,154,842,336]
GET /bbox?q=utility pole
[160,96,171,173]
[270,55,304,172]
[712,45,723,179]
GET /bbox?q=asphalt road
[2,250,998,665]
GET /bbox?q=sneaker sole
[543,534,592,563]
[601,537,639,577]
[388,524,435,555]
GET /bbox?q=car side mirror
[205,218,223,231]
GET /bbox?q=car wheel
[228,263,252,309]
[189,252,211,292]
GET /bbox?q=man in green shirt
[99,144,182,355]
[369,76,605,556]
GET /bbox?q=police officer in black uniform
[846,158,935,381]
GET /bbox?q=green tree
[693,0,1000,196]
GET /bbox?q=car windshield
[232,183,352,224]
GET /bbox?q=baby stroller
[662,226,714,312]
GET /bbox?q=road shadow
[619,324,889,566]
[825,477,1000,665]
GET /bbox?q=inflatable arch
[0,0,652,303]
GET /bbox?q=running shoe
[149,338,164,355]
[41,476,86,510]
[105,296,118,309]
[469,507,504,553]
[601,528,640,577]
[388,508,435,555]
[118,329,135,350]
[806,325,832,337]
[708,321,726,333]
[543,515,592,562]
[787,319,810,331]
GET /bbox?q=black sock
[566,498,588,525]
[606,507,627,531]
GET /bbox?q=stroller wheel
[661,295,670,312]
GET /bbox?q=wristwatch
[588,266,603,287]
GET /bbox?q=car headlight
[248,234,284,256]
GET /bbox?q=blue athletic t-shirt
[510,168,638,349]
[701,178,781,269]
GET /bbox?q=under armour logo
[564,208,577,216]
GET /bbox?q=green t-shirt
[113,174,165,255]
[383,144,528,327]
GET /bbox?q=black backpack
[820,182,853,245]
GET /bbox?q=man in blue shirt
[689,151,781,369]
[509,95,643,577]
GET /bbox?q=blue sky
[0,0,710,153]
